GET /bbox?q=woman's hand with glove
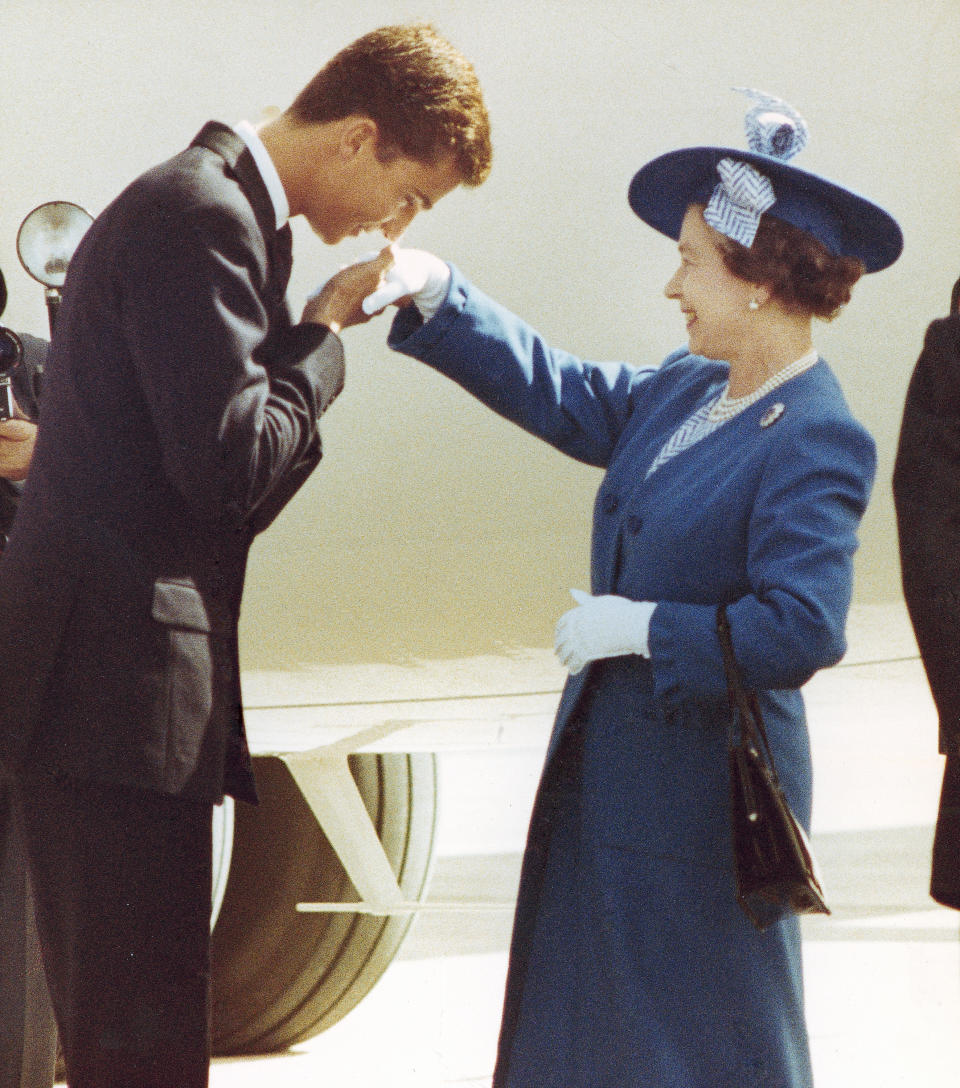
[304,246,451,330]
[554,589,657,675]
[361,245,451,319]
[302,247,396,332]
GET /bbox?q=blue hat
[628,89,903,273]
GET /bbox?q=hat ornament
[704,88,809,248]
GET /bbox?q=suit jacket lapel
[190,121,293,294]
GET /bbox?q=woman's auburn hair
[716,214,865,320]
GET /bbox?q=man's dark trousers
[15,770,212,1087]
[0,773,58,1088]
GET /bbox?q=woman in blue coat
[358,91,903,1086]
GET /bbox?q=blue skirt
[493,657,814,1088]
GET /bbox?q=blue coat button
[603,493,619,515]
[627,514,643,534]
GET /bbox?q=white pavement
[211,604,960,1087]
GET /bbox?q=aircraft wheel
[209,751,437,1054]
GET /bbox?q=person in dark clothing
[0,23,491,1087]
[0,320,42,546]
[0,322,59,1088]
[893,276,960,910]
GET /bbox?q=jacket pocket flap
[151,580,213,632]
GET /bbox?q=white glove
[361,245,451,318]
[554,589,656,675]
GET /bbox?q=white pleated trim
[646,349,819,478]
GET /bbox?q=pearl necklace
[707,348,819,424]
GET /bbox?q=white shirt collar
[233,120,290,230]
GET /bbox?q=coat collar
[191,121,280,251]
[190,121,293,292]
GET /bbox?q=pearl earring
[748,299,760,311]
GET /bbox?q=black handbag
[716,605,830,931]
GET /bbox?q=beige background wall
[2,0,958,669]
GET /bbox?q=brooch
[760,402,785,428]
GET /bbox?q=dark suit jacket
[0,123,344,804]
[893,307,960,909]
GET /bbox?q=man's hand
[302,248,394,334]
[0,418,37,481]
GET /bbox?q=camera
[0,268,23,423]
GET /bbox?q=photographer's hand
[0,418,37,481]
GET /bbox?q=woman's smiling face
[664,205,758,362]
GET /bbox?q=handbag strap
[716,605,779,772]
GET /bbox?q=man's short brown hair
[288,23,492,187]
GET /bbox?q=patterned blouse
[646,349,819,478]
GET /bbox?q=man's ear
[339,116,379,160]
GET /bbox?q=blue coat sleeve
[388,266,656,468]
[648,410,877,699]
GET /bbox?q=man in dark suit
[0,320,59,1088]
[0,22,491,1087]
[893,276,960,911]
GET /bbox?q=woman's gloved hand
[554,589,656,675]
[361,245,451,318]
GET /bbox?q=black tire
[209,751,437,1054]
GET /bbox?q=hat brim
[628,146,903,273]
